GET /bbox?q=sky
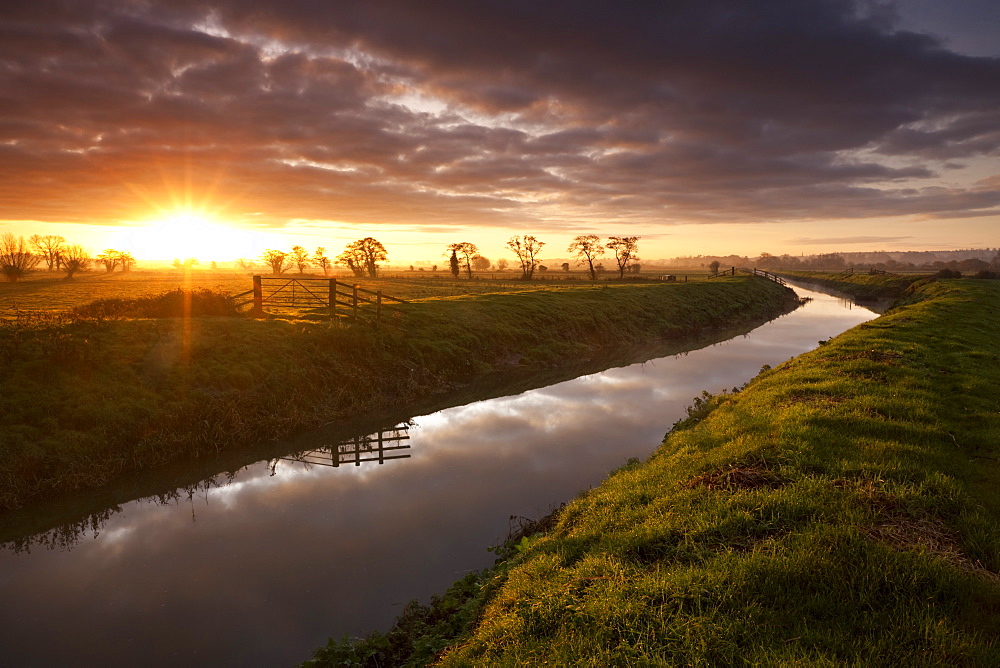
[1,0,998,264]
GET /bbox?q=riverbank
[0,277,796,511]
[778,269,923,299]
[309,278,1000,665]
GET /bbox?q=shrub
[71,288,240,319]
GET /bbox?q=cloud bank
[1,0,998,232]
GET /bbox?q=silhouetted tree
[61,245,90,279]
[261,249,290,275]
[118,251,136,272]
[606,235,640,279]
[29,234,66,271]
[472,255,491,272]
[495,258,509,272]
[96,249,123,273]
[449,249,460,278]
[236,258,256,271]
[506,235,544,279]
[314,247,331,275]
[709,260,721,275]
[0,233,40,282]
[290,245,310,274]
[339,237,387,278]
[447,242,479,278]
[568,234,604,280]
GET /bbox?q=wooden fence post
[328,278,337,318]
[352,284,359,319]
[252,275,263,316]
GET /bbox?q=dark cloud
[0,0,998,230]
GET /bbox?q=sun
[122,212,258,263]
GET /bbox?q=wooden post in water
[328,278,337,319]
[352,284,359,319]
[252,275,263,316]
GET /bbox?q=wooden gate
[233,276,407,322]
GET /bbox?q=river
[0,282,880,666]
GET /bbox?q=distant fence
[839,267,890,276]
[231,276,407,323]
[738,268,787,285]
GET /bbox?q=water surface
[0,284,879,666]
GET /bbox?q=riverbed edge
[306,278,1000,666]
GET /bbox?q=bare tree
[236,258,256,271]
[709,260,721,275]
[506,235,544,279]
[568,234,605,280]
[61,245,91,279]
[0,233,41,282]
[314,247,331,275]
[290,245,311,274]
[447,242,479,278]
[495,258,509,272]
[29,235,66,271]
[261,249,290,275]
[606,236,640,279]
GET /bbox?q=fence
[232,276,407,323]
[738,267,787,285]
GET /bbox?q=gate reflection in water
[273,422,413,471]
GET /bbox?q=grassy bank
[0,277,795,511]
[779,270,923,299]
[310,278,1000,665]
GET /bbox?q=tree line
[1,231,644,283]
[0,233,136,282]
[253,234,642,281]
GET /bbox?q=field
[0,268,718,318]
[308,278,1000,666]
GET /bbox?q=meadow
[307,277,1000,666]
[0,271,792,511]
[0,267,717,318]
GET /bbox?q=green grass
[0,276,795,511]
[308,278,1000,666]
[779,270,925,299]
